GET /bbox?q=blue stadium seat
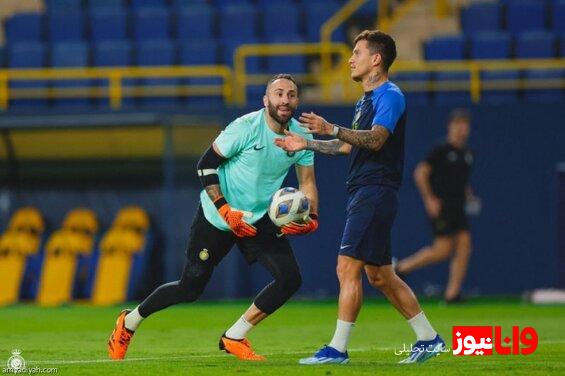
[172,0,208,6]
[136,39,179,106]
[265,36,307,74]
[523,69,563,102]
[7,42,48,108]
[0,47,4,67]
[131,0,167,9]
[560,34,565,57]
[88,0,125,11]
[461,2,501,33]
[390,72,431,105]
[45,0,83,12]
[424,35,467,60]
[262,5,301,39]
[5,13,43,43]
[92,41,134,108]
[48,11,85,41]
[470,31,512,59]
[215,0,250,6]
[222,38,263,73]
[218,4,258,42]
[515,31,557,58]
[179,40,223,106]
[304,2,346,42]
[506,0,547,33]
[179,40,218,65]
[481,70,520,104]
[50,42,92,108]
[90,8,128,42]
[133,6,171,41]
[433,72,472,104]
[551,0,565,33]
[174,4,214,40]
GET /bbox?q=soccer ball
[268,187,310,226]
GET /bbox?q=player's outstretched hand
[298,112,334,136]
[281,213,319,236]
[274,129,307,152]
[218,204,257,237]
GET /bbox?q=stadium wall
[4,102,564,298]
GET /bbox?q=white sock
[124,307,144,332]
[328,319,355,353]
[225,316,254,340]
[408,311,437,341]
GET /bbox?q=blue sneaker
[299,345,350,365]
[399,335,445,364]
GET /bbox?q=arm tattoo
[306,139,348,155]
[205,184,223,202]
[336,125,389,152]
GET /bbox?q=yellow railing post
[109,71,122,110]
[234,47,247,106]
[0,72,8,111]
[469,63,481,103]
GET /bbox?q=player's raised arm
[196,143,257,237]
[274,129,352,156]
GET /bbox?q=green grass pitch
[0,298,564,375]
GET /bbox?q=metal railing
[0,65,233,110]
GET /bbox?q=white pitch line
[25,347,388,366]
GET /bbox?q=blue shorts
[339,185,398,266]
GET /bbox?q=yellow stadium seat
[113,206,150,233]
[8,207,45,235]
[91,228,144,305]
[36,229,94,306]
[0,232,39,306]
[62,208,99,236]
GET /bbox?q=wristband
[213,196,227,210]
[331,125,340,137]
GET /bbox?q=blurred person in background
[395,109,479,303]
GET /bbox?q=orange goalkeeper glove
[214,196,257,237]
[281,213,319,236]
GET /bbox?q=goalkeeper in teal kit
[108,74,320,361]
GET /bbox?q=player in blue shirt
[276,30,445,364]
[108,74,319,361]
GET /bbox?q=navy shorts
[339,185,398,266]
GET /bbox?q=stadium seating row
[461,0,565,34]
[425,31,565,60]
[4,2,349,45]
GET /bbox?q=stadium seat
[179,40,223,105]
[172,0,208,6]
[7,42,48,109]
[433,71,472,105]
[470,31,512,59]
[136,39,179,106]
[523,69,563,102]
[304,2,346,42]
[48,11,86,41]
[45,0,83,12]
[461,1,501,33]
[174,4,215,40]
[133,6,171,41]
[481,70,520,104]
[261,5,301,39]
[90,8,128,42]
[0,47,4,67]
[215,0,250,6]
[93,41,134,108]
[131,0,167,9]
[560,35,565,57]
[88,0,126,11]
[391,72,431,105]
[51,42,92,108]
[506,0,547,33]
[424,35,467,60]
[218,4,258,42]
[515,31,557,58]
[265,36,307,74]
[551,0,565,33]
[4,13,44,43]
[222,38,263,73]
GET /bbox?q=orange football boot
[219,333,266,361]
[108,309,134,360]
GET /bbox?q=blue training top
[346,81,407,192]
